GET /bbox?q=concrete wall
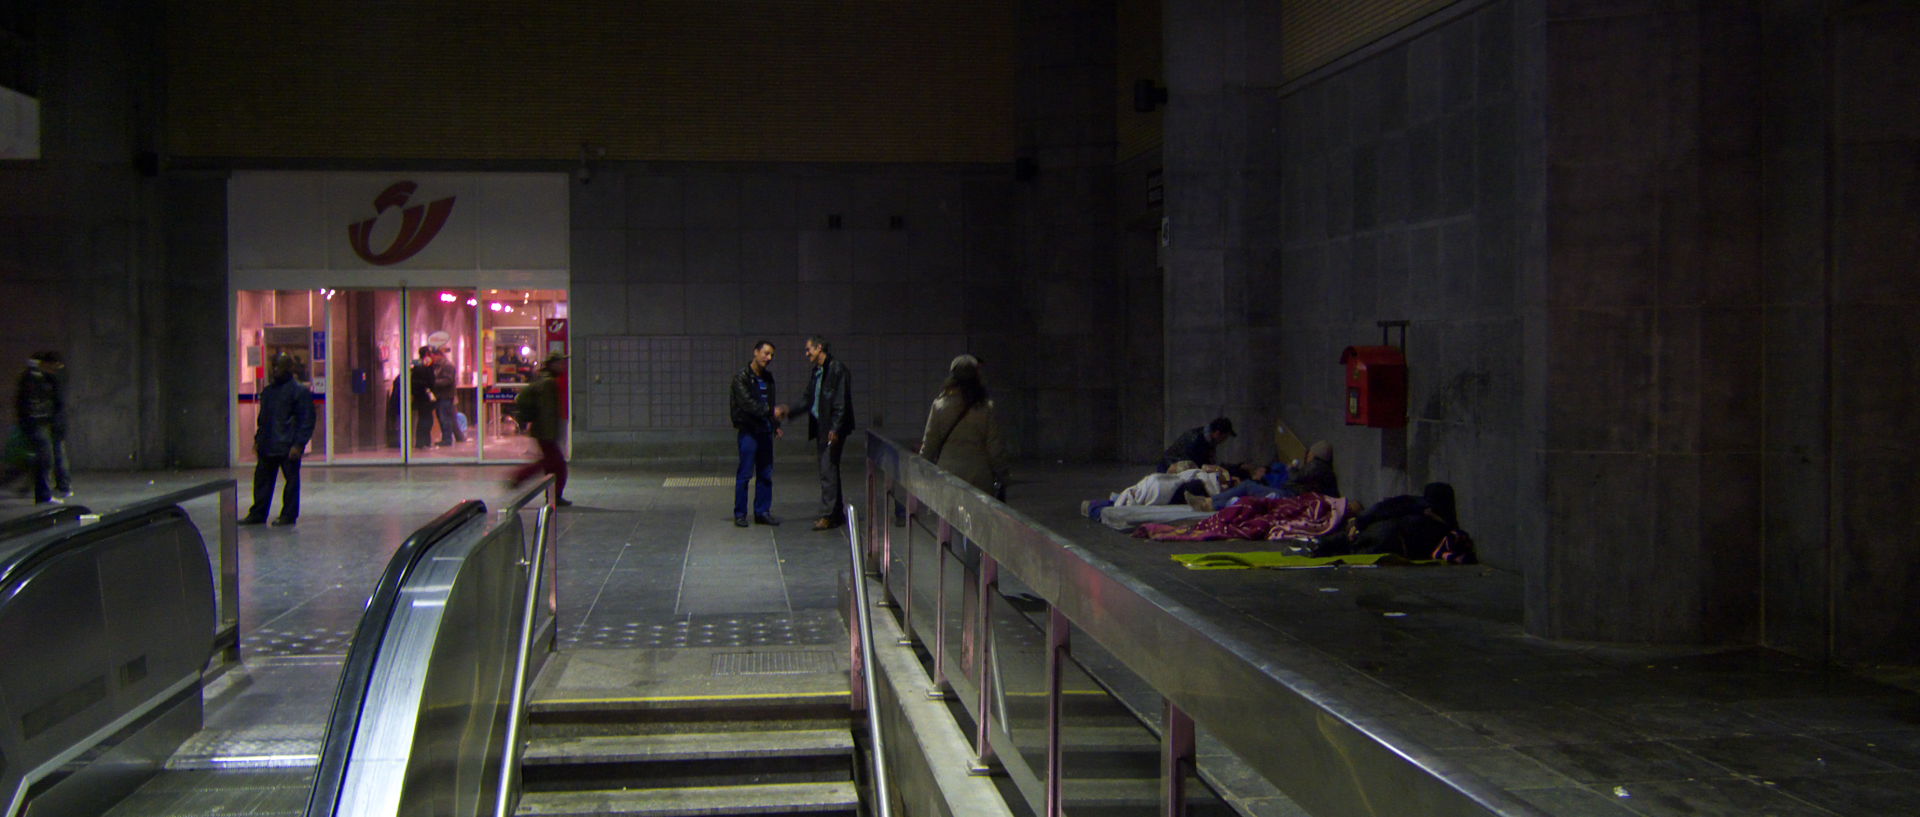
[1821,5,1920,663]
[567,164,1033,462]
[1162,1,1533,566]
[0,0,182,471]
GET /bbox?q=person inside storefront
[430,345,464,447]
[408,346,435,448]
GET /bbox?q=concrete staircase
[514,691,861,817]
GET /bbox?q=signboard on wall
[227,172,569,277]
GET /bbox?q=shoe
[1186,495,1214,512]
[734,515,750,528]
[554,498,573,507]
[1079,500,1093,518]
[56,489,73,499]
[754,514,781,526]
[238,516,266,526]
[38,497,65,505]
[270,517,296,527]
[812,517,837,531]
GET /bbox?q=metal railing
[860,431,1543,817]
[844,502,893,817]
[493,476,560,817]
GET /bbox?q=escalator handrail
[492,497,555,817]
[0,506,182,595]
[304,499,489,817]
[0,504,90,540]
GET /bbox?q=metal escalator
[0,483,259,817]
[2,481,883,817]
[303,484,882,817]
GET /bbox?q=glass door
[235,289,329,465]
[326,289,407,463]
[407,288,480,461]
[479,288,568,462]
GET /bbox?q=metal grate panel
[711,650,838,677]
[662,476,735,487]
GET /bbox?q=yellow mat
[1171,551,1437,569]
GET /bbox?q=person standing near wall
[507,353,571,507]
[14,351,71,504]
[729,340,786,528]
[430,346,464,446]
[796,336,854,530]
[241,354,315,526]
[919,355,1007,496]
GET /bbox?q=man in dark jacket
[429,347,464,446]
[1157,416,1235,472]
[728,340,786,528]
[242,354,316,526]
[507,353,571,506]
[409,346,435,448]
[796,335,855,530]
[15,351,70,504]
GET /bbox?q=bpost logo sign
[346,181,456,265]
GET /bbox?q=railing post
[875,482,897,609]
[1161,700,1195,817]
[897,496,919,645]
[864,457,881,575]
[216,481,241,667]
[928,518,953,700]
[1045,606,1069,817]
[969,552,998,774]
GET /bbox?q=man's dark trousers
[248,453,301,522]
[735,430,774,518]
[816,435,845,522]
[434,397,463,445]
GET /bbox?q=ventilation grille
[711,651,838,676]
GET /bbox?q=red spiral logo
[347,181,456,265]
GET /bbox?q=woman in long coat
[918,355,1008,495]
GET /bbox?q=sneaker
[270,517,296,527]
[1186,495,1214,512]
[754,514,781,526]
[811,516,838,531]
[1079,500,1093,518]
[734,515,750,528]
[238,516,266,526]
[38,497,65,505]
[56,489,73,499]
[554,498,573,507]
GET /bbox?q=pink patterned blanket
[1133,494,1349,542]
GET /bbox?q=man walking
[241,353,315,526]
[15,351,71,504]
[409,346,435,448]
[729,340,786,528]
[507,353,571,507]
[796,336,854,530]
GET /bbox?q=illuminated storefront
[227,173,569,465]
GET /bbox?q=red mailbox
[1340,345,1407,428]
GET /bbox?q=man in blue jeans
[728,340,787,527]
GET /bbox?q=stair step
[529,692,851,717]
[525,730,854,765]
[515,781,859,816]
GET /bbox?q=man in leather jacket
[796,336,855,530]
[728,340,786,527]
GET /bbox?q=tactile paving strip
[561,611,844,649]
[711,650,839,676]
[661,476,734,487]
[243,627,355,657]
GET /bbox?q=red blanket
[1133,494,1348,542]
